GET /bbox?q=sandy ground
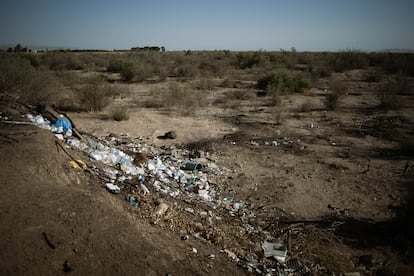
[1,68,414,275]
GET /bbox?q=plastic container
[185,161,203,171]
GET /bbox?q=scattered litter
[250,140,259,146]
[223,249,238,260]
[26,114,51,130]
[106,183,121,194]
[184,161,203,171]
[192,248,198,254]
[125,195,139,207]
[184,207,194,214]
[208,254,216,259]
[140,183,150,195]
[69,161,81,170]
[68,160,86,170]
[262,241,288,263]
[55,134,64,141]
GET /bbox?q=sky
[0,0,413,51]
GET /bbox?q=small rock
[62,260,73,273]
[155,201,169,215]
[164,131,177,139]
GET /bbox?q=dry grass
[300,99,314,112]
[325,78,346,110]
[109,106,129,121]
[0,53,64,105]
[162,82,207,114]
[77,76,113,111]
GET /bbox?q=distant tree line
[1,43,167,53]
[131,46,165,52]
[5,43,31,53]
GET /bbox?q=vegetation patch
[257,70,309,94]
[109,106,129,121]
[77,76,114,111]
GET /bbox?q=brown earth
[1,68,414,275]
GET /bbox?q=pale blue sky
[1,0,413,51]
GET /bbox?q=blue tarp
[54,117,72,131]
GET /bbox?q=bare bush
[257,70,309,95]
[163,82,206,114]
[325,78,346,110]
[0,54,63,105]
[271,94,285,124]
[77,76,113,111]
[378,76,404,109]
[329,50,368,72]
[109,106,129,121]
[195,77,216,91]
[300,99,314,112]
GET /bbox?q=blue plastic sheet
[54,117,72,131]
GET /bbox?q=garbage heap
[22,113,308,275]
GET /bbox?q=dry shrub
[220,77,236,88]
[77,76,113,111]
[300,99,314,112]
[175,63,198,79]
[55,70,82,86]
[158,68,169,82]
[0,54,63,105]
[110,106,129,121]
[378,76,404,109]
[227,89,251,100]
[364,70,383,83]
[20,70,63,105]
[257,70,309,94]
[271,94,285,124]
[108,60,152,82]
[195,77,216,91]
[329,50,368,72]
[325,78,346,110]
[163,82,206,114]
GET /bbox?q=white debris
[262,241,287,263]
[105,183,121,194]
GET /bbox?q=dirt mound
[0,103,245,275]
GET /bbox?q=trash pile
[21,113,307,275]
[23,113,246,211]
[67,132,228,205]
